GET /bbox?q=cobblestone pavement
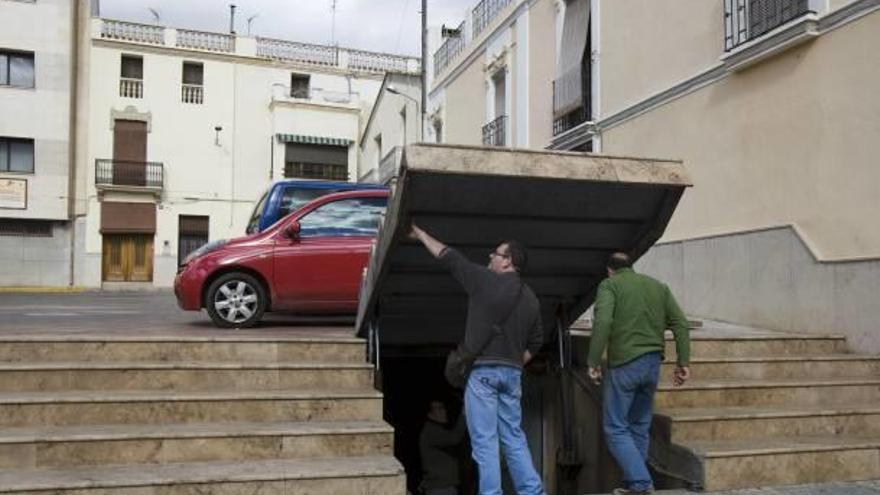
[660,480,880,494]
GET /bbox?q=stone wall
[637,226,880,354]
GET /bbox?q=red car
[174,189,389,328]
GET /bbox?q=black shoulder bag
[444,283,523,388]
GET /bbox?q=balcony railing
[119,77,143,98]
[472,0,512,39]
[95,159,163,189]
[181,84,203,104]
[378,147,403,184]
[434,21,466,78]
[176,29,235,53]
[101,19,165,45]
[482,115,507,146]
[724,0,811,51]
[256,37,339,67]
[349,49,411,74]
[552,65,591,136]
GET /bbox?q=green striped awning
[276,134,353,146]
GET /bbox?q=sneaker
[612,488,653,495]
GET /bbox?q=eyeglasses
[488,250,511,259]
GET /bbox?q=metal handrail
[481,115,507,146]
[95,159,163,188]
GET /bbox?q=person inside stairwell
[587,252,691,495]
[419,399,468,495]
[409,223,546,495]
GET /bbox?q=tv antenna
[246,13,259,36]
[147,7,161,25]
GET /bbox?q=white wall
[359,74,421,181]
[81,36,385,287]
[0,0,73,221]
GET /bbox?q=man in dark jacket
[419,399,467,495]
[587,252,691,495]
[410,224,545,495]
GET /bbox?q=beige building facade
[581,0,880,352]
[428,0,563,149]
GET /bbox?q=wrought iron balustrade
[724,0,811,51]
[472,0,512,39]
[95,159,163,189]
[433,21,466,77]
[482,115,507,147]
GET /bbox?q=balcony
[119,77,143,98]
[95,159,163,193]
[472,0,512,39]
[181,84,203,104]
[176,29,235,53]
[433,21,466,78]
[377,147,403,184]
[482,115,507,147]
[724,0,812,51]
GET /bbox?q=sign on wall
[0,178,27,210]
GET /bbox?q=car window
[299,197,387,237]
[246,191,269,234]
[280,187,338,217]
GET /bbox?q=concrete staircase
[652,327,880,491]
[0,334,405,494]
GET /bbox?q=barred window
[0,219,52,237]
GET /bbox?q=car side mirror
[285,221,301,241]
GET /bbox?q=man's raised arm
[409,224,447,258]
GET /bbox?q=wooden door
[112,120,147,186]
[102,234,153,282]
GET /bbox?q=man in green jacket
[587,252,690,495]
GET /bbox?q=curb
[0,287,89,294]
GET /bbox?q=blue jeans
[602,352,662,492]
[465,365,545,495]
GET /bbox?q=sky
[100,0,476,56]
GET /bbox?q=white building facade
[73,17,419,288]
[0,0,81,286]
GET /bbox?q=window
[290,73,310,99]
[284,143,349,181]
[0,138,35,173]
[280,187,339,217]
[0,220,52,237]
[182,62,203,85]
[178,215,209,265]
[181,61,204,104]
[120,55,143,79]
[0,51,35,88]
[299,197,387,237]
[246,191,269,234]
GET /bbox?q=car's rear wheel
[205,272,267,328]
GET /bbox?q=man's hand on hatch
[587,366,602,385]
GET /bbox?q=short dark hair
[500,240,528,273]
[607,252,632,271]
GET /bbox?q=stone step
[0,455,405,494]
[663,334,848,359]
[0,390,383,428]
[658,355,880,382]
[0,420,393,470]
[655,403,880,443]
[690,435,880,491]
[0,361,374,392]
[0,336,366,364]
[654,377,880,409]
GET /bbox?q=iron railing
[119,77,143,98]
[472,0,512,39]
[95,159,163,188]
[433,21,466,77]
[552,65,591,136]
[724,0,811,51]
[482,115,507,146]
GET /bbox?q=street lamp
[385,85,421,143]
